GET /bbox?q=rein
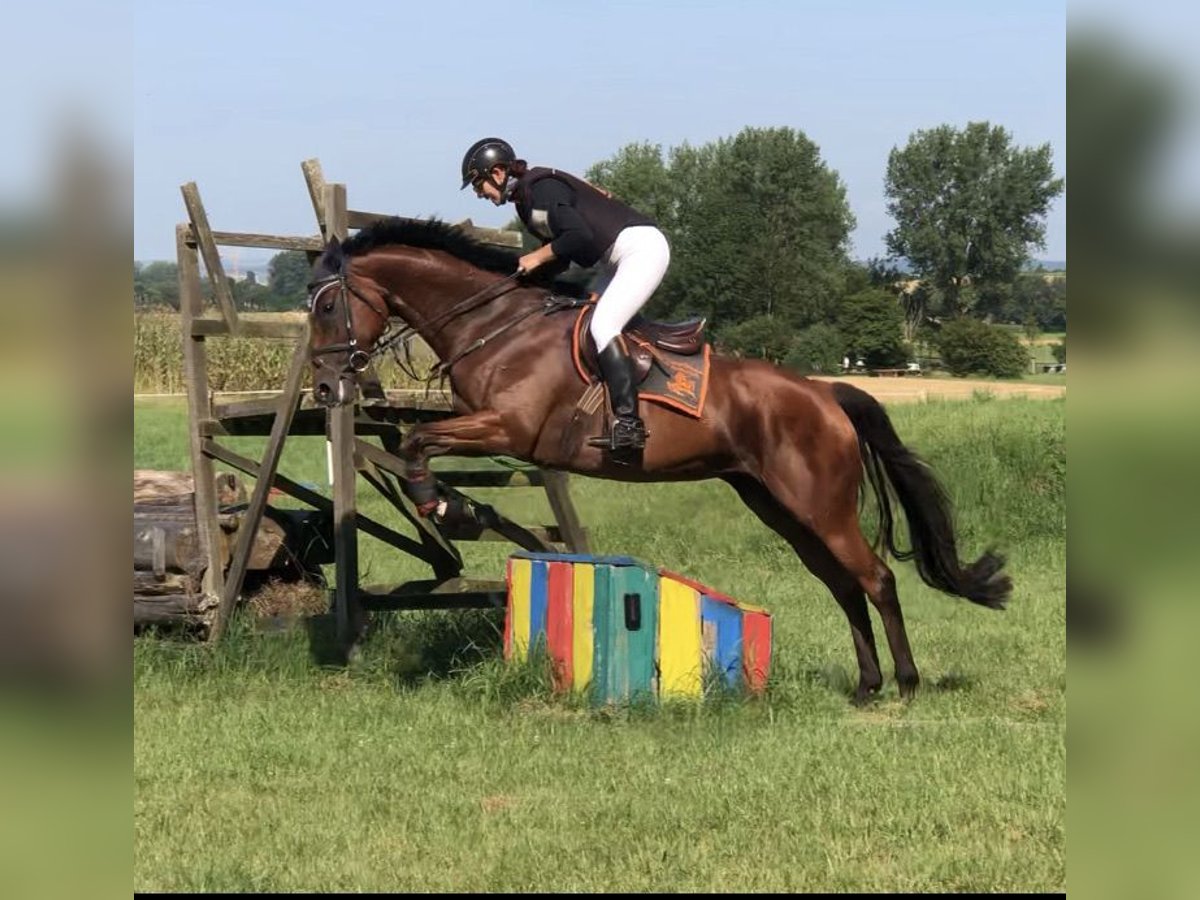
[307,263,588,385]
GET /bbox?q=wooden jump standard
[174,158,589,655]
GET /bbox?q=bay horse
[306,218,1010,703]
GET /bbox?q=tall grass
[134,312,436,393]
[134,395,1065,892]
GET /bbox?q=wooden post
[177,224,227,629]
[180,182,240,331]
[210,329,310,640]
[331,401,360,653]
[319,181,360,652]
[301,159,328,231]
[543,470,590,553]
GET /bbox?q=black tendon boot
[588,338,648,454]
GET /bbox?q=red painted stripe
[546,562,575,692]
[741,610,772,694]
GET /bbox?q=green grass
[134,396,1065,892]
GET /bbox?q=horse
[305,218,1010,703]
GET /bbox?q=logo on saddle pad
[571,307,711,418]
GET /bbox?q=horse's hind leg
[735,466,922,699]
[819,517,920,698]
[723,475,884,703]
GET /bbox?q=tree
[585,142,675,227]
[836,289,907,368]
[935,317,1029,378]
[884,122,1063,316]
[134,260,181,309]
[586,128,853,329]
[785,323,844,375]
[268,251,312,308]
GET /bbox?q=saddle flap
[571,307,711,419]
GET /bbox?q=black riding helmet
[461,137,516,190]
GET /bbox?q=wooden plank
[507,557,532,662]
[546,561,574,691]
[612,563,658,703]
[542,470,590,553]
[202,439,429,559]
[701,595,744,690]
[193,229,325,252]
[658,577,703,699]
[301,158,327,227]
[212,330,310,641]
[324,183,348,242]
[134,570,202,597]
[214,388,455,421]
[437,521,565,546]
[741,609,772,695]
[191,318,307,339]
[177,224,227,622]
[134,593,208,626]
[180,183,239,330]
[572,563,595,695]
[359,577,506,611]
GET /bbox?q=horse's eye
[322,301,335,314]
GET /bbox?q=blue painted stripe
[529,559,549,653]
[510,551,650,569]
[701,596,744,688]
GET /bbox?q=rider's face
[473,165,508,205]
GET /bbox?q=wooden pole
[180,183,240,331]
[177,224,227,630]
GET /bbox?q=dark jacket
[511,167,655,267]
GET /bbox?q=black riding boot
[589,339,648,453]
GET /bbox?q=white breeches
[588,225,671,350]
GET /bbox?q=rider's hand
[518,250,551,274]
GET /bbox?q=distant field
[134,395,1065,892]
[812,374,1065,402]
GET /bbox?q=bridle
[306,265,535,383]
[307,272,393,375]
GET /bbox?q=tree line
[134,250,312,312]
[137,121,1063,376]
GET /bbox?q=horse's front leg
[397,409,519,517]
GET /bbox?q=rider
[460,137,669,453]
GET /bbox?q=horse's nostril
[316,383,331,399]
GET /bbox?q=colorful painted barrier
[504,552,772,704]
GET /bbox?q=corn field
[134,312,435,393]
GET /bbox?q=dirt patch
[246,577,328,619]
[810,375,1066,404]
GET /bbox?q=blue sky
[134,1,1065,266]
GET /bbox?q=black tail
[832,382,1011,610]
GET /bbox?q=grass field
[134,394,1065,892]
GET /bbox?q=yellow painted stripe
[572,563,594,693]
[658,577,703,698]
[510,558,532,662]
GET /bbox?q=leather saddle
[574,305,707,383]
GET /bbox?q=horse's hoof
[897,673,921,701]
[853,682,882,706]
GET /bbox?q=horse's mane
[341,217,520,273]
[317,215,589,297]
